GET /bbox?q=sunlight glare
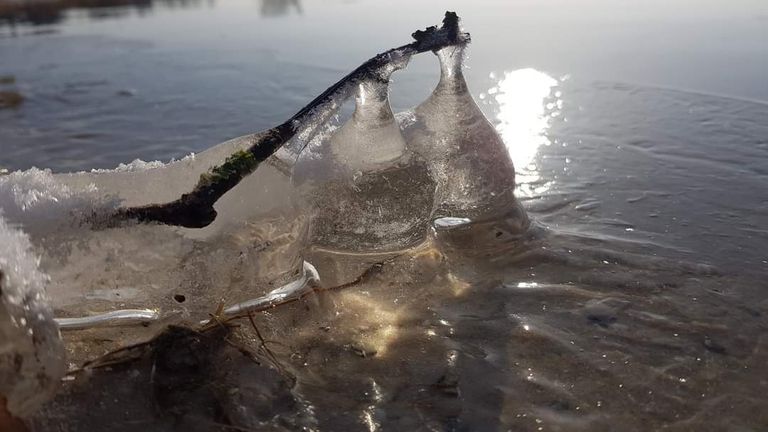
[490,69,559,196]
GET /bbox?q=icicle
[404,43,530,254]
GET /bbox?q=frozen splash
[0,215,65,417]
[0,167,119,236]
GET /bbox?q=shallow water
[1,0,767,431]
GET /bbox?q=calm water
[2,0,768,430]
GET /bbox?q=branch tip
[411,11,469,52]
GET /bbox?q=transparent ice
[293,77,435,285]
[404,44,530,254]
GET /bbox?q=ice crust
[0,167,117,236]
[0,215,65,417]
[88,157,191,173]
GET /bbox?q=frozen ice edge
[86,154,195,174]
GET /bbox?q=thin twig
[246,312,286,376]
[110,12,469,228]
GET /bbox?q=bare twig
[111,12,469,228]
[246,313,286,376]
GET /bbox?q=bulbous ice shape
[404,44,529,247]
[0,218,65,418]
[293,78,435,284]
[331,80,408,172]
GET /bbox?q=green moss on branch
[199,150,260,188]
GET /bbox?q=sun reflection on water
[485,68,559,197]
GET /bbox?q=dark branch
[112,11,469,229]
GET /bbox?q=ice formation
[294,78,435,253]
[0,134,310,346]
[293,75,436,285]
[0,215,65,417]
[404,44,530,253]
[0,13,533,420]
[0,33,526,343]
